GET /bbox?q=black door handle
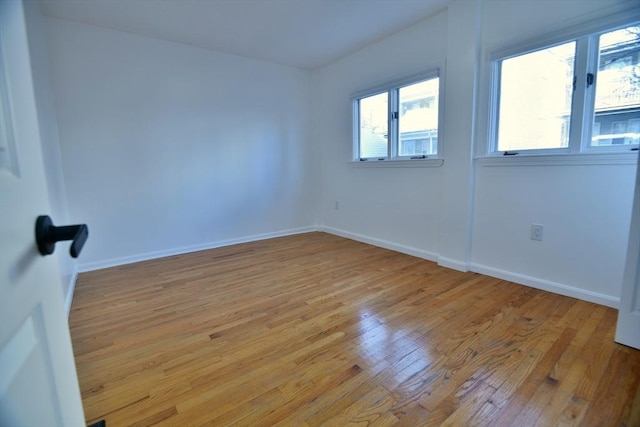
[35,215,89,258]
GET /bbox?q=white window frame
[351,69,444,167]
[486,16,640,159]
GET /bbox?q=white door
[0,1,86,425]
[615,152,640,350]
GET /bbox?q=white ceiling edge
[38,0,450,70]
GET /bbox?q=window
[592,27,640,148]
[354,72,441,161]
[491,23,640,156]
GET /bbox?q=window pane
[497,42,575,151]
[591,25,640,147]
[398,78,439,156]
[359,92,388,158]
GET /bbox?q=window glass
[591,25,640,147]
[359,92,388,158]
[354,71,441,162]
[497,42,576,152]
[398,79,439,156]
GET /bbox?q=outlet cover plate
[531,224,544,241]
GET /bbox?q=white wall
[314,0,638,307]
[471,0,638,306]
[472,164,635,306]
[42,0,637,308]
[316,10,448,260]
[45,18,316,270]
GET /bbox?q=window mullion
[569,37,593,153]
[489,62,502,155]
[353,99,361,160]
[389,89,398,158]
[581,35,600,151]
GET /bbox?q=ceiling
[38,0,449,69]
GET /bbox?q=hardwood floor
[69,232,640,426]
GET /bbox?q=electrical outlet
[531,224,544,241]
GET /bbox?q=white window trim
[479,9,640,162]
[351,66,445,167]
[477,152,638,167]
[349,158,444,168]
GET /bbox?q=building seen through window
[591,26,640,147]
[496,24,639,153]
[358,77,439,159]
[398,79,439,156]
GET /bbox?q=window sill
[349,158,444,168]
[476,152,638,167]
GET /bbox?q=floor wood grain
[69,232,640,426]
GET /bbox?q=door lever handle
[35,215,89,258]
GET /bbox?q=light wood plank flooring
[70,232,640,426]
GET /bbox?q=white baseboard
[78,226,318,273]
[320,226,618,308]
[73,223,620,310]
[65,267,78,318]
[319,226,439,262]
[469,263,620,309]
[437,256,469,272]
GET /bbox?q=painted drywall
[45,18,316,270]
[315,10,448,259]
[471,0,638,305]
[42,0,637,307]
[436,0,480,271]
[314,0,638,306]
[472,164,635,305]
[23,2,76,308]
